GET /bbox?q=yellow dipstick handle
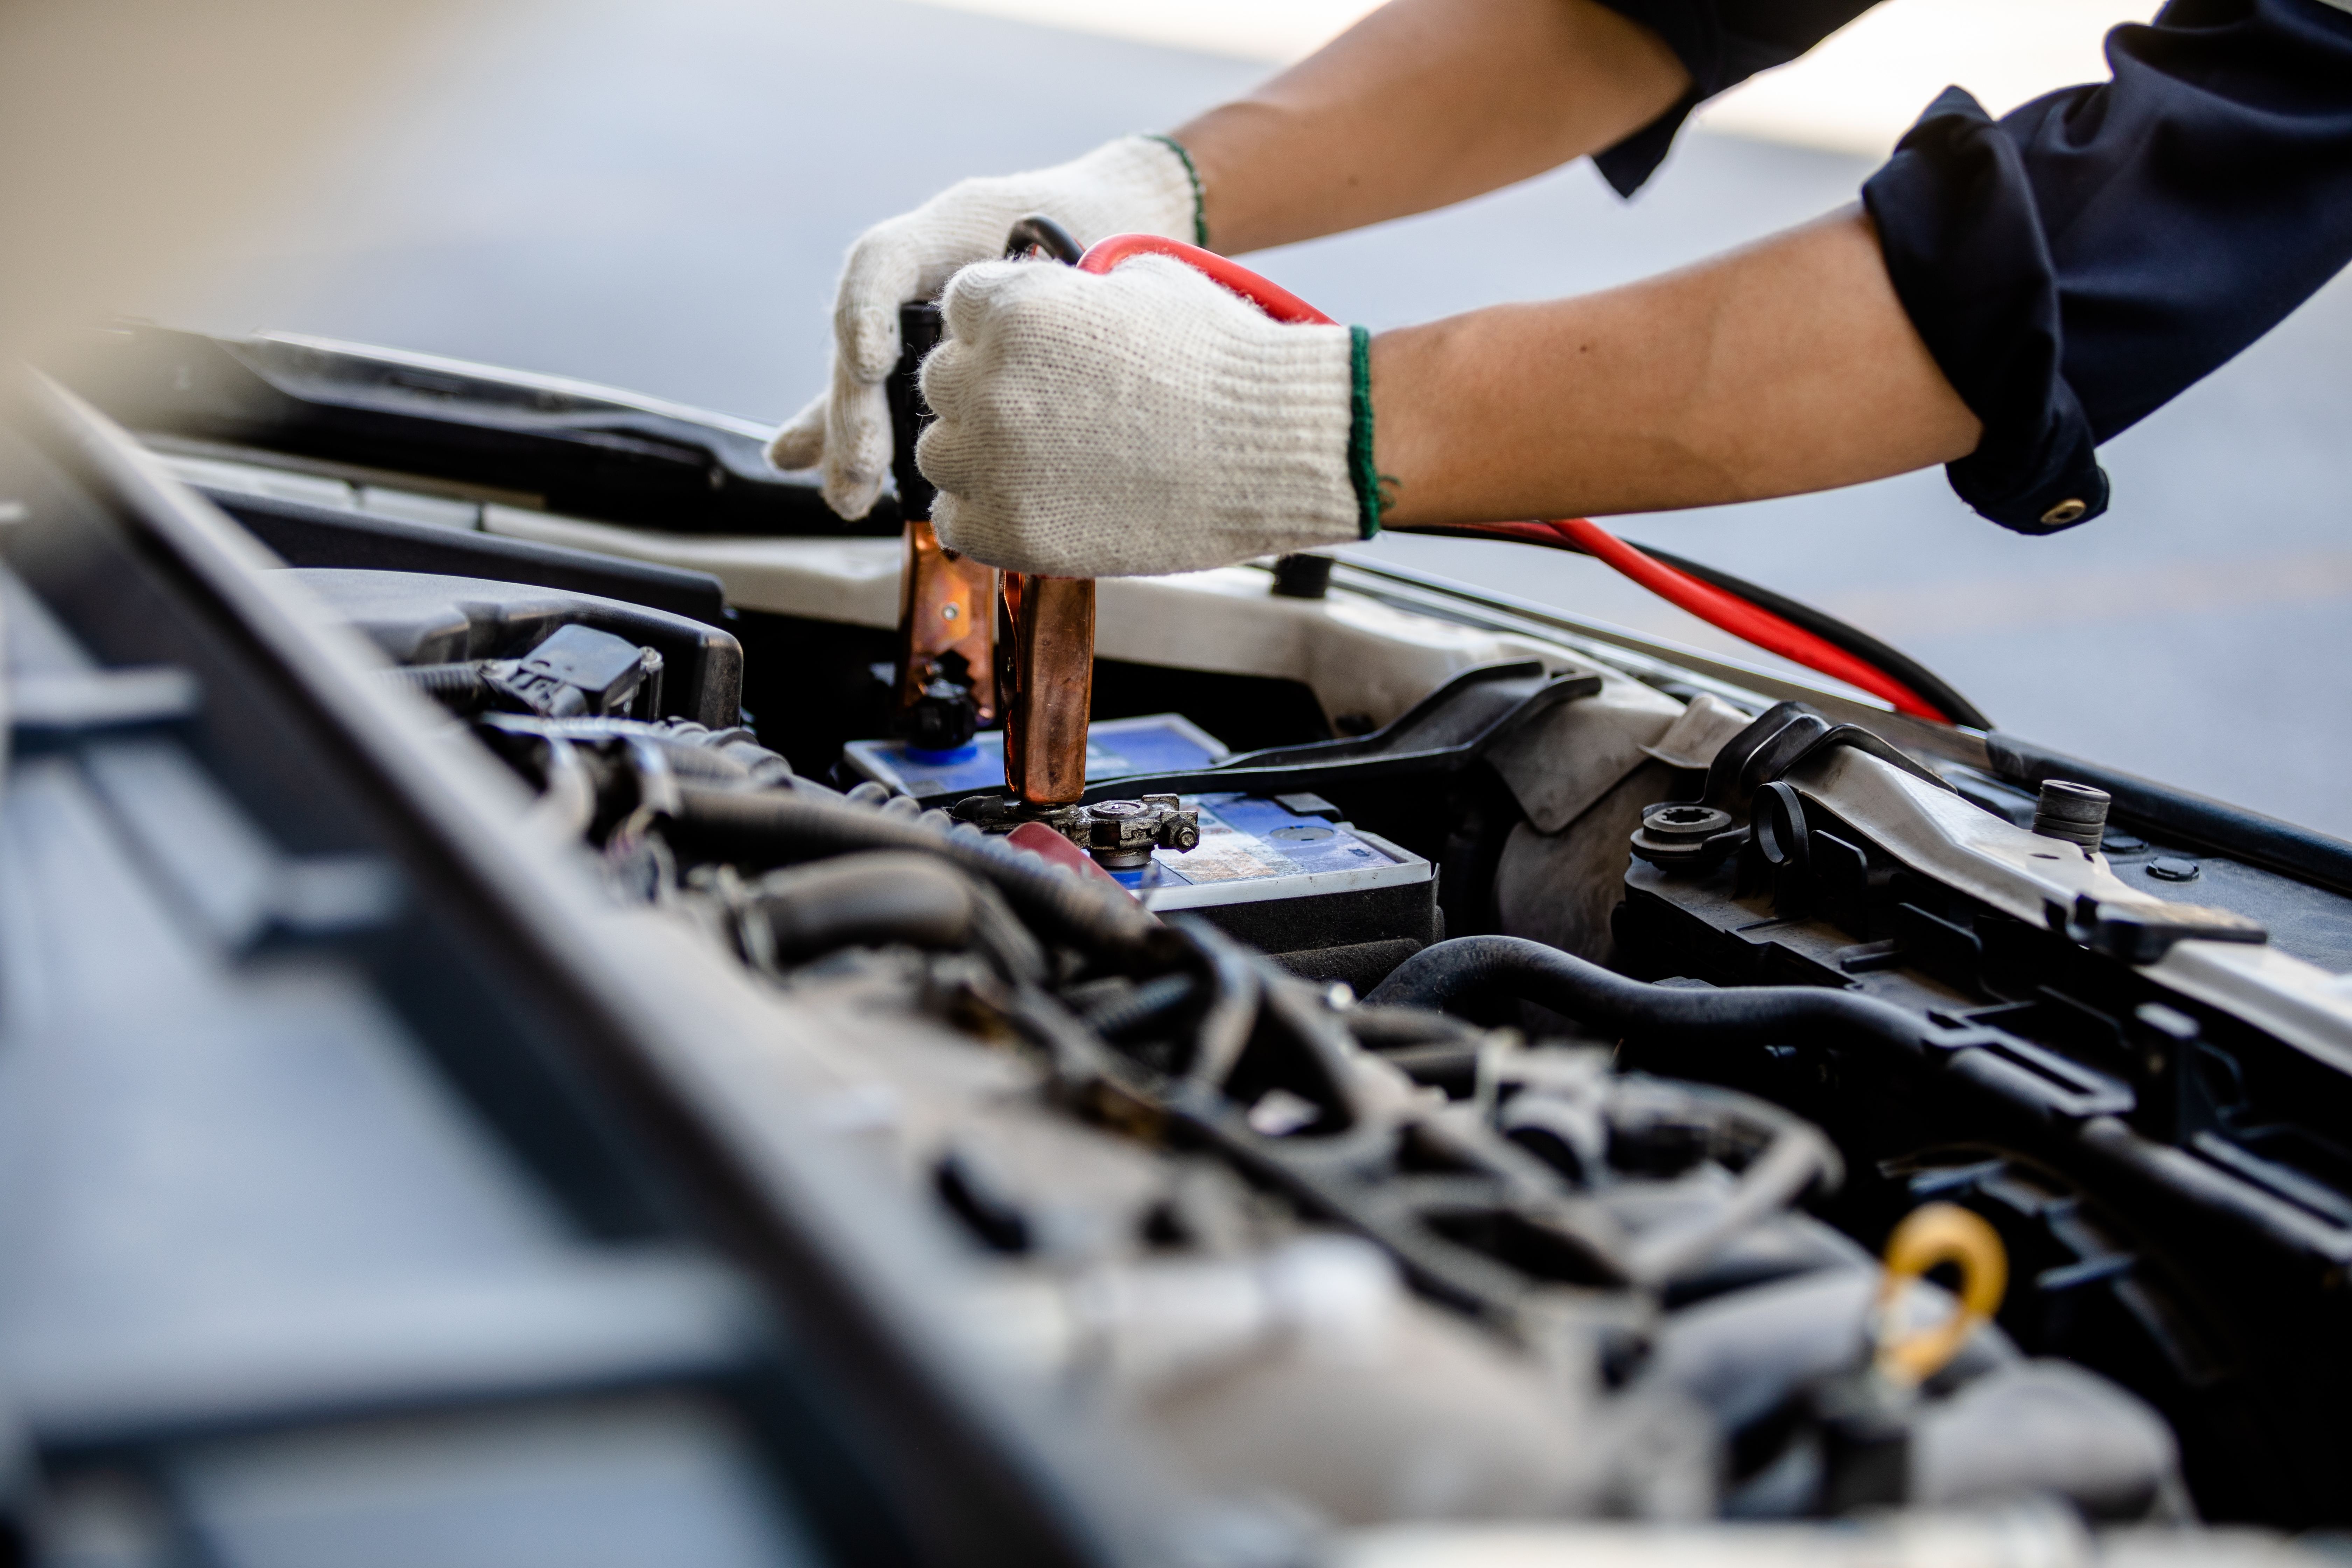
[1873,1202,2008,1387]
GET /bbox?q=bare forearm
[1173,0,1688,255]
[1371,207,1984,525]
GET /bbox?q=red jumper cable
[1074,233,1954,725]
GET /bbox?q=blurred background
[49,0,2352,836]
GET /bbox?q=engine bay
[7,328,2352,1565]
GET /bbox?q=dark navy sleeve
[1862,0,2352,533]
[1585,0,1880,195]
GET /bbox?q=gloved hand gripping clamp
[911,218,1200,868]
[891,217,1097,808]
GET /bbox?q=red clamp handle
[1077,234,1336,326]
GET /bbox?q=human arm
[1371,205,1982,526]
[923,0,2352,567]
[1170,0,1690,254]
[1158,0,1981,526]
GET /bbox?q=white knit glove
[915,254,1372,578]
[766,135,1201,520]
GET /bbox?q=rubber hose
[667,785,1162,959]
[1365,936,1930,1055]
[746,853,976,958]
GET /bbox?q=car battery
[1119,791,1437,988]
[842,716,1438,992]
[842,712,1230,802]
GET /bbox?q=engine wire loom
[460,712,2194,1526]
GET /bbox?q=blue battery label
[845,713,1230,800]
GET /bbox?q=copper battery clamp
[895,512,996,729]
[887,300,996,750]
[988,216,1097,810]
[998,569,1094,806]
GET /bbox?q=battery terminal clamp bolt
[948,792,1201,868]
[1082,796,1200,869]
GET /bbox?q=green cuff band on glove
[1348,325,1381,539]
[1144,133,1209,248]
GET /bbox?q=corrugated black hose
[386,661,490,712]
